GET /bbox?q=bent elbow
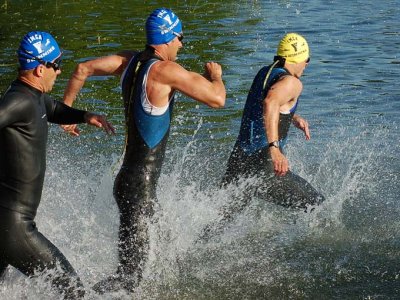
[74,62,91,79]
[210,95,226,108]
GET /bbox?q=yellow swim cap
[276,33,309,64]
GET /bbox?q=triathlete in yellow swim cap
[277,32,310,64]
[199,32,324,242]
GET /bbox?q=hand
[84,112,115,135]
[204,62,222,81]
[270,147,289,176]
[292,115,310,140]
[61,124,80,137]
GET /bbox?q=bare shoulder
[280,74,302,86]
[150,60,187,82]
[275,74,303,93]
[152,60,185,73]
[266,74,303,105]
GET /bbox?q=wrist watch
[268,140,279,148]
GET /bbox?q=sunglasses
[306,57,311,63]
[24,50,62,71]
[173,31,184,42]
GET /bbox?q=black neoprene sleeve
[44,94,86,125]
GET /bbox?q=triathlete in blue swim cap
[17,31,62,70]
[0,31,114,299]
[145,8,183,45]
[62,7,226,294]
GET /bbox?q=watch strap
[268,140,279,148]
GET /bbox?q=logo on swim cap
[17,31,62,70]
[276,33,309,64]
[145,8,182,45]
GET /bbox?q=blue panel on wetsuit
[122,57,175,150]
[133,96,174,149]
[238,67,292,154]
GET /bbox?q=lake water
[0,1,399,299]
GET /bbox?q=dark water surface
[1,1,399,299]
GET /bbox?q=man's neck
[18,75,44,92]
[151,45,169,61]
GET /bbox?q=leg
[115,167,155,281]
[198,187,253,242]
[198,146,258,242]
[257,170,325,209]
[0,211,10,282]
[248,148,324,210]
[93,167,156,293]
[117,203,151,283]
[92,203,151,294]
[0,261,8,282]
[2,211,84,299]
[199,151,254,242]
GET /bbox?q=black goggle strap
[22,49,61,69]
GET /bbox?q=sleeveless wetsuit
[222,65,324,208]
[0,80,86,299]
[199,65,324,241]
[112,51,174,286]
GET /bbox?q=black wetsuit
[201,65,324,241]
[0,80,87,298]
[110,50,174,288]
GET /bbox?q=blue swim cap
[17,31,62,70]
[145,8,182,45]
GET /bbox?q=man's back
[0,80,48,217]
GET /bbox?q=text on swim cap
[286,36,299,43]
[285,49,308,58]
[163,15,173,26]
[159,18,180,35]
[25,46,56,63]
[26,34,43,44]
[32,42,44,54]
[157,9,167,18]
[156,9,176,19]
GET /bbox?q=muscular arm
[63,51,135,106]
[153,61,226,108]
[263,76,303,176]
[61,51,134,135]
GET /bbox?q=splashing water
[0,116,399,299]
